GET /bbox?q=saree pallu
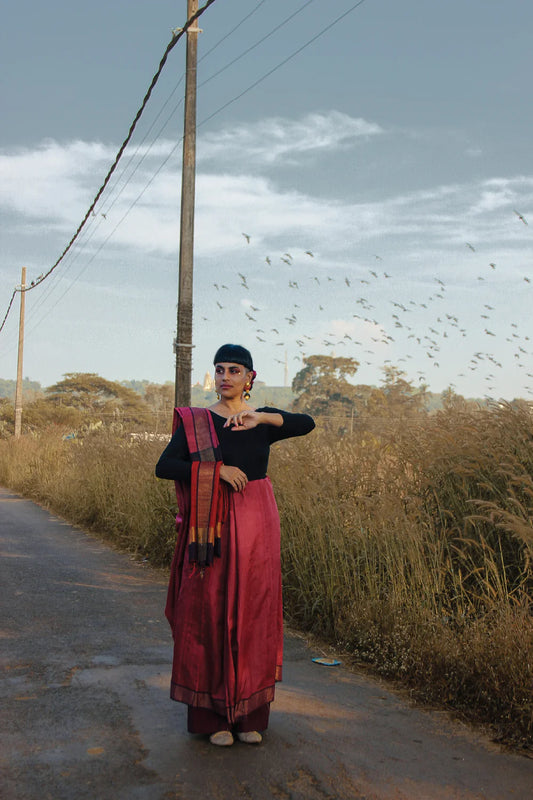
[165,477,283,725]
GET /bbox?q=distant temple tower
[203,371,215,392]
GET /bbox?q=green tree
[365,365,427,418]
[0,397,14,437]
[44,373,151,426]
[292,355,360,416]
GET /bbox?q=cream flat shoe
[209,730,234,746]
[236,730,262,744]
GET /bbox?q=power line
[0,0,219,334]
[99,1,317,227]
[198,0,316,90]
[97,1,271,223]
[1,0,370,341]
[0,2,268,345]
[198,0,369,128]
[0,292,17,336]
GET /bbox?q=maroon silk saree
[165,408,283,724]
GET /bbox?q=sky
[1,0,532,401]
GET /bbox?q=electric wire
[1,0,369,343]
[0,0,219,335]
[199,0,369,128]
[0,0,272,340]
[198,0,316,90]
[99,0,315,223]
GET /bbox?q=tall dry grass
[0,430,176,566]
[270,401,532,747]
[0,402,531,747]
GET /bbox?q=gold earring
[243,384,251,401]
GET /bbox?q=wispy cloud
[0,126,531,273]
[197,111,384,166]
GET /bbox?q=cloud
[0,139,116,223]
[1,130,532,277]
[1,127,531,403]
[197,111,384,166]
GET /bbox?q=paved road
[1,485,532,800]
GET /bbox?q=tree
[144,382,174,413]
[365,365,427,418]
[0,397,14,437]
[292,355,360,416]
[44,373,151,426]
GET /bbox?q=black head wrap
[213,344,253,371]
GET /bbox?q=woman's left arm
[223,410,282,430]
[224,408,315,438]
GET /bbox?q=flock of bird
[199,212,531,399]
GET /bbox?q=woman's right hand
[219,465,248,492]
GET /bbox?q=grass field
[1,401,531,748]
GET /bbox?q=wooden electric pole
[14,267,26,438]
[174,0,199,407]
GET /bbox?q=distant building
[203,372,215,392]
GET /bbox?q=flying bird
[305,250,314,257]
[242,233,251,243]
[466,242,476,251]
[514,209,528,225]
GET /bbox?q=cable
[0,0,219,334]
[98,0,317,227]
[198,0,316,90]
[1,0,369,340]
[99,1,314,225]
[0,292,17,335]
[98,1,270,222]
[199,0,269,62]
[198,0,369,128]
[0,0,317,339]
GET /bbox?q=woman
[155,344,314,746]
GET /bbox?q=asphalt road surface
[1,485,532,800]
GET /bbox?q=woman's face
[214,362,252,399]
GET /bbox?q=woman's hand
[223,410,262,431]
[219,464,248,492]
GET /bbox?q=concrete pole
[174,0,199,407]
[14,267,26,438]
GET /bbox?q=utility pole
[14,267,26,438]
[174,0,199,407]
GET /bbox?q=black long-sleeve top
[155,407,315,483]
